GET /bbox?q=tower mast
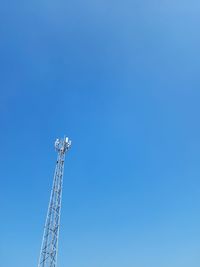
[38,137,71,267]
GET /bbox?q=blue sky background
[1,0,200,266]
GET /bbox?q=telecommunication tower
[38,137,72,267]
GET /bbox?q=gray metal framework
[38,137,71,267]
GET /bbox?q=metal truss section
[38,137,71,267]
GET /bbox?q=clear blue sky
[1,1,200,267]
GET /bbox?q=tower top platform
[55,137,71,153]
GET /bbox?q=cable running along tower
[38,137,71,267]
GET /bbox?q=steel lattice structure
[38,137,71,267]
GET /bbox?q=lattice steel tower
[38,137,72,267]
